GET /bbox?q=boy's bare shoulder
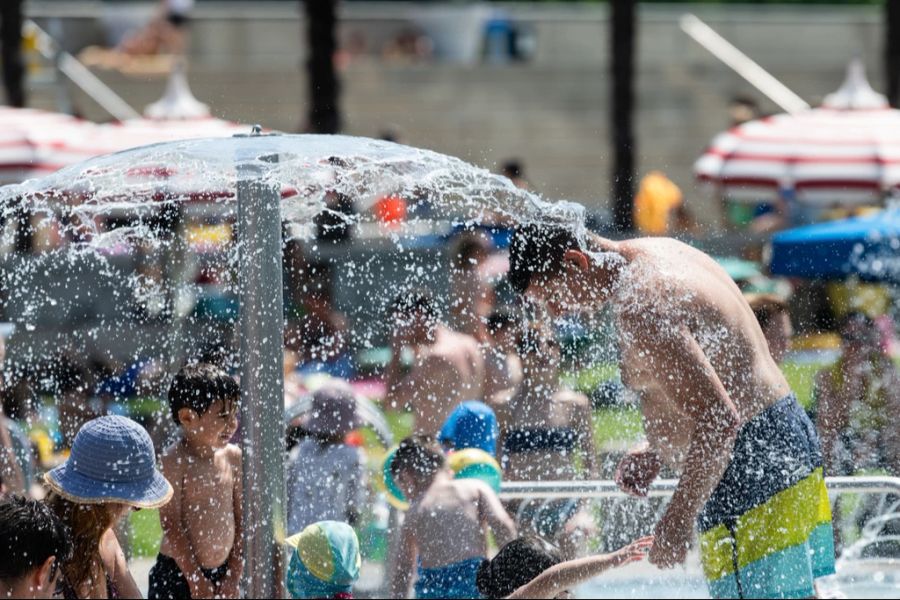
[222,443,242,470]
[160,440,185,471]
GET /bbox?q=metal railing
[500,475,900,499]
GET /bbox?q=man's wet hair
[391,289,439,321]
[168,362,240,425]
[390,435,446,480]
[0,495,73,583]
[476,536,563,598]
[508,224,580,295]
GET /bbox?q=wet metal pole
[237,134,285,598]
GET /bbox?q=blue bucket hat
[44,415,173,509]
[438,400,499,456]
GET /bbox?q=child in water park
[388,435,516,599]
[285,520,361,599]
[149,363,244,599]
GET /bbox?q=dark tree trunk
[304,0,341,133]
[610,0,636,232]
[886,0,900,107]
[0,0,26,107]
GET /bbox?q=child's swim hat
[285,521,361,599]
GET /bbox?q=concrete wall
[25,2,887,224]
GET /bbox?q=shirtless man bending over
[508,223,835,600]
[386,290,485,434]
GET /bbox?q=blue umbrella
[769,208,900,282]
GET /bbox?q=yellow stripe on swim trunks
[700,468,832,581]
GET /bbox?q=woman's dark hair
[476,536,563,598]
[508,224,580,295]
[0,495,73,582]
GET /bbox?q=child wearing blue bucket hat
[285,521,361,599]
[44,415,173,599]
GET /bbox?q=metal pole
[237,146,285,598]
[679,14,810,115]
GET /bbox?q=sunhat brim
[44,463,173,509]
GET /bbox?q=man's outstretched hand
[615,443,662,498]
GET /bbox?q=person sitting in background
[285,521,360,600]
[45,416,173,599]
[389,435,516,599]
[385,290,485,434]
[483,308,523,400]
[0,409,25,498]
[286,386,367,532]
[493,323,597,557]
[151,364,243,599]
[633,171,683,237]
[476,535,653,599]
[448,232,495,343]
[746,294,793,364]
[0,495,73,599]
[500,160,529,190]
[815,312,900,476]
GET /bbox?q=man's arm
[389,520,417,599]
[158,451,217,599]
[636,322,740,568]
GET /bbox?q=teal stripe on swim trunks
[707,522,835,599]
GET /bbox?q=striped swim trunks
[698,395,835,599]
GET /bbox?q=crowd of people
[1,212,899,599]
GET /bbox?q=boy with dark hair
[389,435,516,599]
[386,291,485,434]
[149,363,243,599]
[0,495,73,599]
[507,223,834,599]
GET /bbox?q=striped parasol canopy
[695,60,900,207]
[0,64,250,185]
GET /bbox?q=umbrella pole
[237,154,285,597]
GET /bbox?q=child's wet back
[389,436,516,599]
[150,363,243,600]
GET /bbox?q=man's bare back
[612,238,790,465]
[159,441,241,569]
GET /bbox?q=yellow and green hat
[285,521,361,599]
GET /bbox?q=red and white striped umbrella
[0,107,250,185]
[0,65,251,184]
[695,61,900,206]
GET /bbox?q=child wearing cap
[439,400,499,456]
[44,415,173,599]
[389,435,516,599]
[149,363,243,599]
[286,385,367,534]
[285,521,360,599]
